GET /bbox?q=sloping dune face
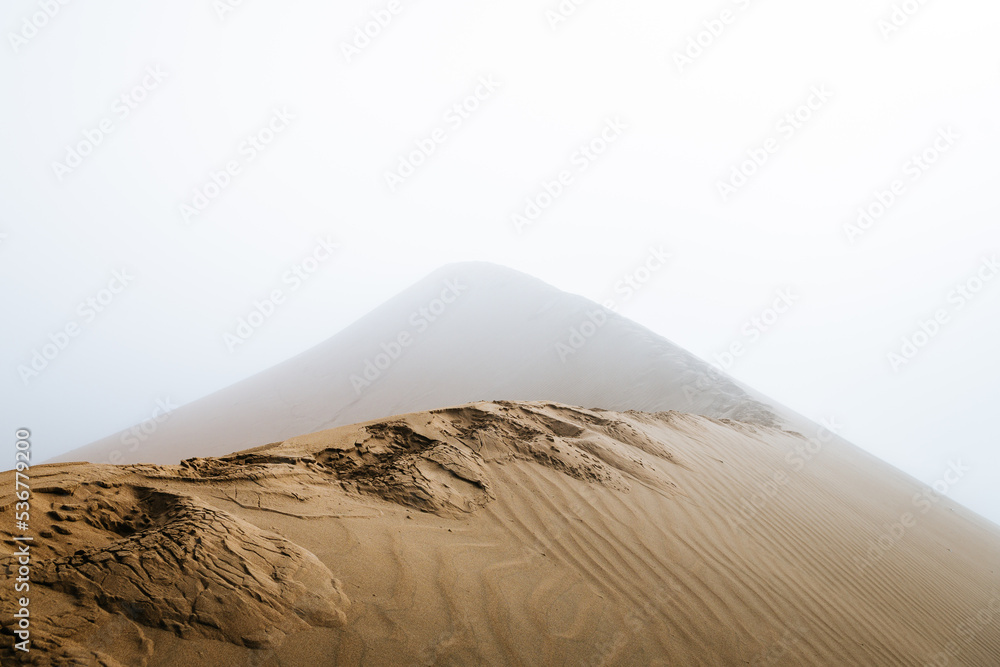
[6,402,1000,665]
[57,262,780,465]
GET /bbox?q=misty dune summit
[58,262,780,466]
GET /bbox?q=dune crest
[6,401,1000,665]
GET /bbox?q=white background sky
[2,0,998,525]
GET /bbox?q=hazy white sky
[2,1,999,523]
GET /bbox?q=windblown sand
[5,401,1000,665]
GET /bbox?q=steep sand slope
[54,262,780,465]
[7,401,1000,665]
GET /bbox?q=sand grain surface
[6,401,1000,665]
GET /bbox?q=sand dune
[53,263,781,465]
[8,401,1000,665]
